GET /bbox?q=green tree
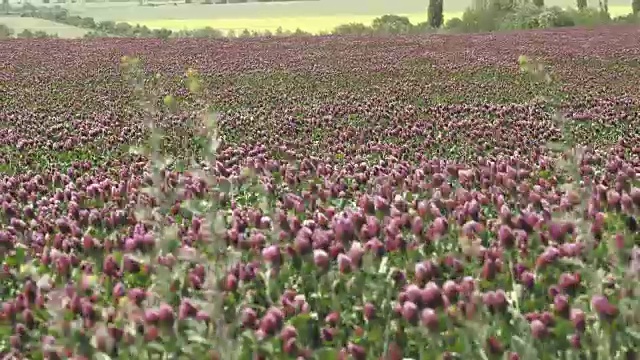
[633,0,640,14]
[428,0,444,28]
[0,23,13,38]
[114,22,133,36]
[97,20,116,33]
[533,0,544,7]
[17,29,34,38]
[2,0,8,14]
[577,0,587,9]
[80,17,96,29]
[371,14,413,34]
[333,23,371,35]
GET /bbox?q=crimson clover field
[0,25,639,360]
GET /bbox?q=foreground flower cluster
[0,26,639,359]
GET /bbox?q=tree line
[2,1,639,40]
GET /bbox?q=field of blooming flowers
[0,24,640,360]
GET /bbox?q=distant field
[56,0,632,21]
[48,0,481,20]
[24,1,636,36]
[130,13,464,33]
[0,16,89,38]
[127,5,632,34]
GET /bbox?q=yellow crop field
[127,12,464,34]
[607,5,633,17]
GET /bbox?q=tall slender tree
[428,0,444,28]
[598,0,609,14]
[577,0,587,10]
[473,0,488,10]
[633,0,640,14]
